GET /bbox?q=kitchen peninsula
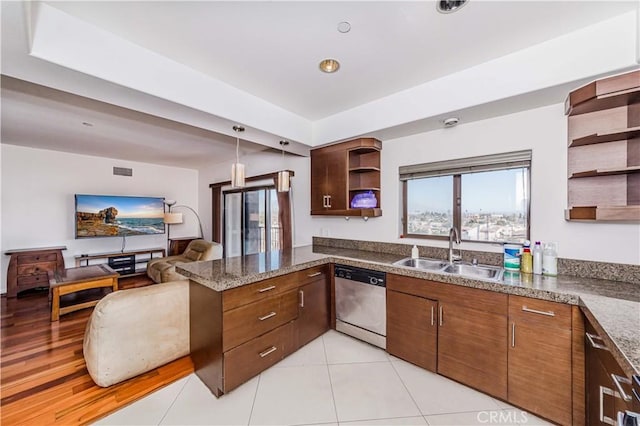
[178,244,639,424]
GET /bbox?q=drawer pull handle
[307,272,322,278]
[35,257,40,260]
[430,306,434,326]
[586,332,609,351]
[258,312,276,321]
[611,374,633,402]
[259,346,277,358]
[439,306,443,327]
[299,290,304,308]
[511,322,516,348]
[521,306,555,317]
[600,385,616,425]
[258,285,276,293]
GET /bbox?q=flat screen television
[75,194,165,238]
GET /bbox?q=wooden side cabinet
[5,246,66,297]
[310,138,382,218]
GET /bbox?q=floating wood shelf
[569,126,640,147]
[310,208,383,218]
[565,206,640,221]
[565,70,640,222]
[569,166,640,179]
[349,187,381,192]
[349,166,381,173]
[565,70,640,116]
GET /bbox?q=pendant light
[277,140,290,192]
[231,125,246,188]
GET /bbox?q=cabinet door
[387,290,437,372]
[297,277,329,347]
[438,302,508,400]
[310,149,347,212]
[310,151,328,212]
[508,297,572,425]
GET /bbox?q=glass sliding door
[223,186,281,257]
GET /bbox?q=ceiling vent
[113,166,133,177]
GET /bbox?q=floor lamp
[163,210,183,255]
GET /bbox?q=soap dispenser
[411,245,419,259]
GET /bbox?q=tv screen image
[75,194,165,238]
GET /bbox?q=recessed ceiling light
[437,0,469,14]
[81,121,93,127]
[319,59,340,73]
[337,21,351,33]
[443,117,460,127]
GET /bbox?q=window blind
[399,150,532,181]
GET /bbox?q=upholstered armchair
[146,239,222,283]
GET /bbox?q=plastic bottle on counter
[542,242,558,277]
[520,241,533,274]
[411,245,419,259]
[532,241,543,275]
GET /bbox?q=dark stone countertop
[177,245,640,376]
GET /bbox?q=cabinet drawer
[509,295,571,330]
[17,253,58,264]
[223,289,299,351]
[17,262,57,276]
[222,265,328,311]
[17,273,49,287]
[224,322,294,392]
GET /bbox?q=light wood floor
[0,277,193,425]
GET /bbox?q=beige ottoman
[83,280,189,387]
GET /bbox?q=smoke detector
[443,117,460,128]
[437,0,469,14]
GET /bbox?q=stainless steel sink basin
[393,257,449,271]
[442,263,503,280]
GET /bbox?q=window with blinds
[400,150,531,243]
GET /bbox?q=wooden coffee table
[49,264,119,321]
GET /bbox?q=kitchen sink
[393,257,504,281]
[393,257,449,271]
[442,263,503,280]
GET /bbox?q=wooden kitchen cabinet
[565,69,640,221]
[585,318,635,426]
[508,295,573,425]
[311,148,348,212]
[191,264,330,396]
[296,269,330,348]
[437,288,508,400]
[387,274,508,400]
[310,138,382,218]
[387,289,438,372]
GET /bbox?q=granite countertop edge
[176,246,639,376]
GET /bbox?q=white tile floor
[95,330,554,426]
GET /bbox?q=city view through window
[406,168,529,243]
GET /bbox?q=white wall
[1,145,199,294]
[306,103,638,265]
[198,150,313,248]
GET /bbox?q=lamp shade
[231,162,246,188]
[163,212,183,224]
[277,170,290,192]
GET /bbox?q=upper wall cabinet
[310,138,382,218]
[565,70,640,221]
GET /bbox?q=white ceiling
[1,1,638,169]
[47,1,637,120]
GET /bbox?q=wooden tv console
[74,247,166,278]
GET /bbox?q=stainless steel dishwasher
[334,264,386,349]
